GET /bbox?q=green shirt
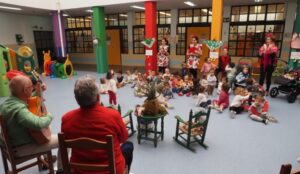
[0,96,53,147]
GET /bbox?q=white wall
[0,11,52,45]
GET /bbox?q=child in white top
[195,86,211,108]
[207,71,217,95]
[106,71,118,106]
[225,62,237,88]
[200,74,208,90]
[217,76,228,94]
[229,88,250,118]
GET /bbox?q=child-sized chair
[173,108,211,152]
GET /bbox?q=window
[157,10,171,24]
[121,28,128,54]
[179,8,212,24]
[176,27,186,55]
[135,12,145,25]
[133,27,145,54]
[229,4,285,57]
[105,13,128,26]
[66,17,93,53]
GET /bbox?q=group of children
[99,60,277,125]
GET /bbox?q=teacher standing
[186,36,202,79]
[258,34,278,94]
[157,38,170,73]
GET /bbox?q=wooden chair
[117,105,136,137]
[173,108,211,152]
[0,115,54,174]
[102,103,135,137]
[136,114,166,147]
[58,132,116,174]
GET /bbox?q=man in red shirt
[61,75,133,174]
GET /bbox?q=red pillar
[145,1,157,74]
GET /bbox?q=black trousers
[189,68,198,79]
[158,66,166,74]
[229,106,244,114]
[259,65,274,91]
[121,141,134,171]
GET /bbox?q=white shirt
[195,93,208,106]
[230,94,250,107]
[207,75,217,86]
[107,79,117,93]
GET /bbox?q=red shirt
[61,104,128,174]
[216,90,229,108]
[219,55,231,72]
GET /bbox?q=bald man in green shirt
[0,75,62,173]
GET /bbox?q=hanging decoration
[141,38,156,49]
[203,40,224,61]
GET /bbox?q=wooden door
[186,27,211,69]
[106,29,121,66]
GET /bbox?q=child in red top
[248,91,271,124]
[212,83,230,113]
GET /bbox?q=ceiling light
[131,5,145,10]
[86,9,93,13]
[159,12,171,16]
[0,6,22,11]
[120,14,128,17]
[184,1,196,7]
[254,0,263,2]
[63,14,69,17]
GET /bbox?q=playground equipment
[0,45,10,97]
[42,51,74,79]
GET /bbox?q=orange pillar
[145,1,157,73]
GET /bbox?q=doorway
[33,31,54,70]
[106,29,121,66]
[186,27,211,69]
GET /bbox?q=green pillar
[289,0,300,69]
[92,7,108,73]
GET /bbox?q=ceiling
[0,0,291,17]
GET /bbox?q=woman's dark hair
[106,71,113,80]
[162,37,169,45]
[192,36,199,42]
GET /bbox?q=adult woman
[157,38,170,73]
[258,34,278,94]
[216,47,231,83]
[186,36,202,78]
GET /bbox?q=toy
[16,46,35,76]
[42,50,52,76]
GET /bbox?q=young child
[162,81,174,99]
[234,66,250,88]
[229,88,250,118]
[181,62,188,78]
[212,83,230,113]
[225,62,237,88]
[106,71,118,107]
[134,75,149,97]
[195,86,211,108]
[201,58,216,77]
[178,75,193,96]
[163,68,171,79]
[217,76,228,94]
[116,71,125,88]
[123,70,134,84]
[200,75,208,90]
[207,70,217,96]
[99,78,108,94]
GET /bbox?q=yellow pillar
[211,0,223,41]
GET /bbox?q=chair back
[0,115,15,164]
[58,133,116,174]
[280,164,292,174]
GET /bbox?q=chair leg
[137,120,141,144]
[37,156,43,171]
[129,114,135,136]
[46,151,55,174]
[154,120,157,148]
[161,117,164,140]
[1,153,9,174]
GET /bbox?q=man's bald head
[9,75,32,98]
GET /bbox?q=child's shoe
[178,92,183,96]
[186,92,191,97]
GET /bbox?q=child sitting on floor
[234,66,250,88]
[162,81,174,99]
[207,70,217,96]
[123,70,134,84]
[175,75,184,94]
[163,68,172,79]
[212,83,230,113]
[225,62,237,88]
[248,91,278,124]
[195,86,211,108]
[201,58,216,77]
[217,76,228,94]
[178,75,193,96]
[134,75,149,97]
[229,87,250,119]
[116,71,125,88]
[99,78,108,94]
[200,74,208,92]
